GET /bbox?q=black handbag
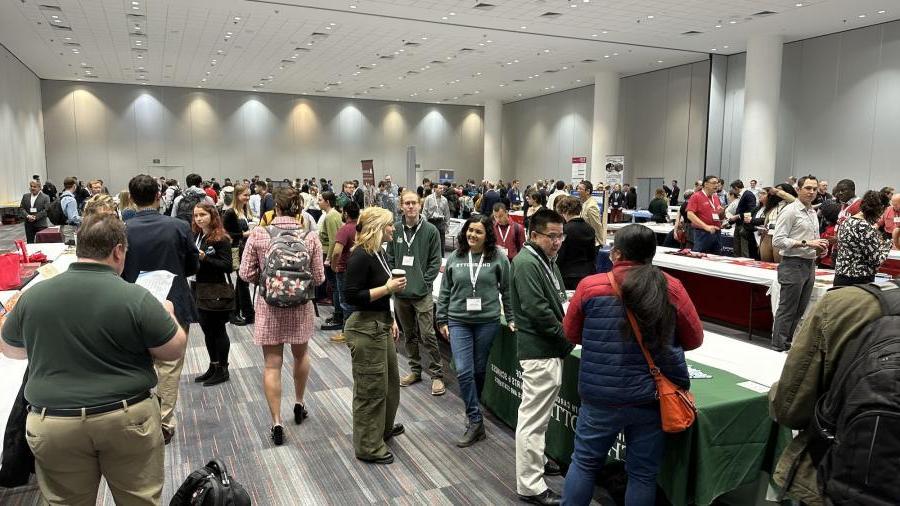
[195,276,235,312]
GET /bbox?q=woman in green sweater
[437,214,514,448]
[648,188,670,223]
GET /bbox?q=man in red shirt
[492,203,525,260]
[833,179,860,224]
[877,193,900,236]
[328,201,360,343]
[203,182,218,203]
[686,175,724,254]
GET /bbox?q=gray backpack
[260,226,315,307]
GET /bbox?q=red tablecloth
[35,227,63,243]
[881,257,900,277]
[661,268,774,334]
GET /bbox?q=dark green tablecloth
[481,325,791,506]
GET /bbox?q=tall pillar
[590,71,620,183]
[738,34,784,187]
[483,99,502,182]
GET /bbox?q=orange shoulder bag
[607,271,697,433]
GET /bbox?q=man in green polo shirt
[1,214,187,506]
[511,208,574,505]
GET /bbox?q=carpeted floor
[0,222,590,505]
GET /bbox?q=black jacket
[481,190,501,215]
[19,192,51,229]
[195,233,232,284]
[222,208,249,253]
[556,217,598,290]
[669,185,681,206]
[122,209,200,326]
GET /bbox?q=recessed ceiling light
[499,84,506,87]
[517,93,522,96]
[349,4,357,9]
[723,45,729,49]
[428,88,434,91]
[612,52,618,56]
[858,14,866,18]
[562,66,568,70]
[442,16,448,20]
[570,4,577,7]
[528,76,533,79]
[729,20,737,24]
[657,60,664,63]
[486,39,492,43]
[421,37,428,40]
[647,15,654,19]
[330,22,336,26]
[711,48,717,51]
[475,72,482,75]
[576,79,581,82]
[513,59,519,63]
[449,12,455,16]
[520,26,527,29]
[132,6,139,9]
[543,49,550,53]
[878,10,886,14]
[399,49,405,52]
[131,1,139,4]
[234,16,241,21]
[715,24,722,28]
[65,37,71,40]
[602,30,608,34]
[591,34,598,37]
[201,78,206,82]
[326,26,332,30]
[604,54,610,58]
[474,90,480,93]
[795,2,802,6]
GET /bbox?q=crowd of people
[3,168,898,506]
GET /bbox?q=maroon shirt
[333,220,357,272]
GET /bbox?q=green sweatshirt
[320,208,342,257]
[386,216,442,299]
[436,249,513,325]
[511,241,574,360]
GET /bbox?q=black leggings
[234,277,255,319]
[198,310,231,364]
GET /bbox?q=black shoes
[229,316,247,326]
[357,452,394,465]
[194,363,216,383]
[518,488,561,505]
[294,403,309,425]
[271,425,284,446]
[384,423,405,442]
[543,460,562,476]
[456,421,486,448]
[203,364,229,386]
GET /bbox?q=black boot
[194,363,217,383]
[203,364,229,386]
[293,403,309,424]
[455,421,485,448]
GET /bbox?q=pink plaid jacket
[239,216,326,345]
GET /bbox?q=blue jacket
[563,264,704,407]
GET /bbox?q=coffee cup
[391,268,406,278]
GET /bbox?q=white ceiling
[1,0,897,105]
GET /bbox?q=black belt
[30,391,152,417]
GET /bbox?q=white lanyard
[195,233,204,250]
[468,252,485,295]
[706,194,718,210]
[375,251,392,278]
[403,219,423,249]
[497,224,510,243]
[524,245,561,293]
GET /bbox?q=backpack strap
[855,280,900,317]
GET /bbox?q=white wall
[0,44,45,203]
[41,81,484,194]
[722,20,900,190]
[501,60,710,188]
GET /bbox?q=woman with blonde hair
[223,183,255,325]
[239,186,325,445]
[117,190,136,220]
[343,206,408,464]
[83,193,117,218]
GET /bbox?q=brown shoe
[431,378,446,396]
[329,333,346,343]
[399,373,421,387]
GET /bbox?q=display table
[482,329,790,506]
[34,226,63,243]
[509,210,524,226]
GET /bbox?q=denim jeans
[562,402,664,506]
[691,228,722,254]
[448,320,499,424]
[335,271,354,325]
[325,265,342,320]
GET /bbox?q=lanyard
[468,252,485,295]
[375,251,392,278]
[497,224,510,243]
[403,218,423,250]
[706,193,718,210]
[524,245,561,293]
[195,233,205,250]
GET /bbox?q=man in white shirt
[423,184,451,252]
[248,192,261,220]
[546,181,568,214]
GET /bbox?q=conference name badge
[402,255,415,267]
[466,297,482,311]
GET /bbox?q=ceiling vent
[512,79,525,82]
[293,47,311,52]
[280,59,296,64]
[310,32,330,40]
[83,74,99,79]
[752,10,778,17]
[38,4,62,11]
[63,41,81,47]
[544,69,559,73]
[429,60,446,64]
[459,48,475,53]
[540,12,562,18]
[327,82,341,86]
[403,41,421,47]
[681,30,702,36]
[473,2,496,10]
[379,55,395,59]
[406,70,420,75]
[581,59,597,63]
[50,25,73,32]
[357,65,373,70]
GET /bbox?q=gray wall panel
[0,44,45,202]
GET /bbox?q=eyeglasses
[535,231,566,242]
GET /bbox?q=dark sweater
[648,198,669,223]
[344,247,391,312]
[556,218,598,290]
[195,234,232,284]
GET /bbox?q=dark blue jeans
[325,265,342,321]
[562,402,664,506]
[691,228,722,254]
[448,320,499,424]
[334,271,354,326]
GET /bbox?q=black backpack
[170,459,251,506]
[812,280,900,505]
[175,191,205,223]
[47,198,68,226]
[165,187,182,216]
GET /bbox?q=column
[483,99,502,182]
[738,34,784,187]
[590,71,620,182]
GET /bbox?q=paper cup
[391,268,406,278]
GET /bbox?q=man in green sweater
[387,191,446,395]
[319,190,344,330]
[511,208,573,505]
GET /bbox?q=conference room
[2,0,900,505]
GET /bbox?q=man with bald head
[877,193,900,238]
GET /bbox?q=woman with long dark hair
[759,184,797,263]
[523,188,546,236]
[561,224,704,505]
[834,190,892,286]
[436,214,514,447]
[239,187,325,445]
[191,202,234,386]
[222,183,255,325]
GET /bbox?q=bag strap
[856,280,900,317]
[606,271,661,375]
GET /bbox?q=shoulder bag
[607,271,696,433]
[195,274,235,312]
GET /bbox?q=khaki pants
[515,358,563,496]
[155,353,185,435]
[25,396,164,506]
[394,293,443,378]
[345,311,400,460]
